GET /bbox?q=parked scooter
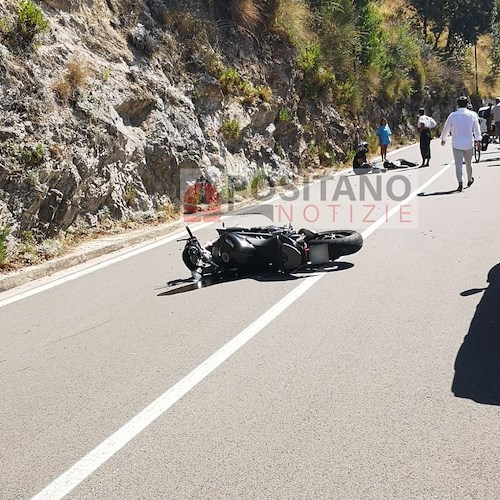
[179,224,363,278]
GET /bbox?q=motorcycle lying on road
[179,224,363,279]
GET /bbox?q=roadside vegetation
[0,0,48,49]
[206,0,500,106]
[0,203,181,271]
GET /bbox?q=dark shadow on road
[478,150,500,163]
[418,189,459,196]
[157,262,354,296]
[346,167,413,177]
[452,263,500,405]
[460,288,486,297]
[348,169,386,177]
[480,157,500,162]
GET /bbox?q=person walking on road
[376,118,391,162]
[417,108,436,167]
[440,96,481,192]
[491,97,500,143]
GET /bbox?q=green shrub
[5,0,49,48]
[0,226,10,266]
[334,76,357,108]
[216,64,270,104]
[123,183,137,206]
[256,85,272,102]
[277,107,293,122]
[296,41,339,99]
[296,42,321,73]
[238,80,258,104]
[218,183,233,204]
[219,67,240,93]
[220,118,241,141]
[250,169,268,196]
[272,0,313,47]
[21,143,44,167]
[192,88,202,101]
[22,230,34,243]
[383,71,413,103]
[366,132,379,154]
[356,2,387,71]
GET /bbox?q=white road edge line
[0,161,345,310]
[0,146,425,310]
[31,163,451,500]
[0,221,213,309]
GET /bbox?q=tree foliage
[409,0,496,51]
[200,0,495,106]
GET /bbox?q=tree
[410,0,495,51]
[409,0,450,44]
[447,0,495,50]
[488,2,500,79]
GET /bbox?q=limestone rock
[0,0,350,247]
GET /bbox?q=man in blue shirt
[440,96,482,192]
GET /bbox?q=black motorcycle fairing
[211,232,260,267]
[278,234,306,273]
[211,231,297,272]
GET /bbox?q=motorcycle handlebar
[177,226,195,242]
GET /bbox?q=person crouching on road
[352,142,386,174]
[440,96,481,192]
[352,142,372,174]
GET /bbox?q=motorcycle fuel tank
[212,233,259,267]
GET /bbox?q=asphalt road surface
[1,139,500,499]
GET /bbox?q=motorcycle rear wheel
[304,229,363,261]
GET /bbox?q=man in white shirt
[440,96,482,192]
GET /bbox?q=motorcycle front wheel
[182,245,202,271]
[303,229,363,262]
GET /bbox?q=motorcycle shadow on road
[452,262,500,405]
[157,262,355,296]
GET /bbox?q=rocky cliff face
[0,0,351,248]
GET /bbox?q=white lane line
[31,163,452,500]
[0,222,213,309]
[361,163,451,239]
[31,272,324,500]
[1,145,434,310]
